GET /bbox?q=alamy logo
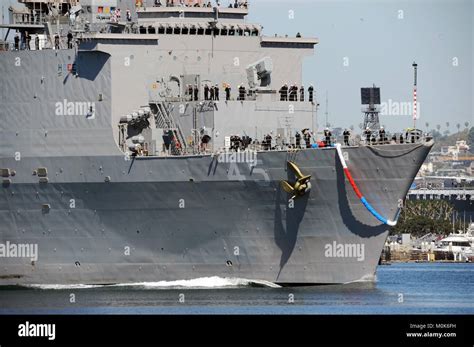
[0,241,38,261]
[324,241,365,262]
[380,99,421,118]
[18,321,55,340]
[55,99,95,119]
[218,150,258,166]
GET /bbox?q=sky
[248,0,473,132]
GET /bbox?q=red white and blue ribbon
[335,144,398,226]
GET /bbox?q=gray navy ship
[0,0,433,285]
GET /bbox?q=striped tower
[412,62,418,128]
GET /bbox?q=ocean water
[0,263,473,315]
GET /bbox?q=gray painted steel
[0,3,432,285]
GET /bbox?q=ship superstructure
[0,0,433,285]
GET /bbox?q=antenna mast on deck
[361,85,381,131]
[412,62,418,129]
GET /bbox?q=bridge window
[143,23,259,38]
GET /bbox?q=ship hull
[0,142,432,285]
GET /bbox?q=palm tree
[425,122,430,132]
[443,122,450,137]
[436,124,441,133]
[465,122,470,129]
[456,123,461,133]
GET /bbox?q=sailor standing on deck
[279,84,285,101]
[204,84,210,100]
[324,128,332,146]
[295,131,301,148]
[379,126,386,144]
[303,130,311,148]
[225,84,231,101]
[308,85,314,103]
[343,129,351,146]
[214,84,220,101]
[287,84,293,101]
[283,84,288,101]
[35,35,40,50]
[300,85,305,102]
[364,127,372,145]
[187,84,193,99]
[54,34,60,50]
[67,32,73,49]
[14,33,19,50]
[210,84,215,100]
[20,31,25,49]
[290,84,297,101]
[193,85,199,101]
[265,134,272,150]
[25,32,31,50]
[238,84,246,100]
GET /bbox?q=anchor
[280,161,312,201]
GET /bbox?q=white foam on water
[344,273,376,284]
[23,277,281,290]
[24,284,105,290]
[114,277,281,289]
